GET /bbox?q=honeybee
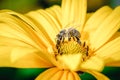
[56,28,81,49]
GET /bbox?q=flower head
[0,0,120,80]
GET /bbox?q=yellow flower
[0,0,120,80]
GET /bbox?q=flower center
[57,39,88,58]
[55,28,89,71]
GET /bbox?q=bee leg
[58,48,60,53]
[60,52,63,55]
[62,36,65,43]
[76,37,81,45]
[86,46,89,56]
[68,33,71,41]
[83,42,86,47]
[56,39,60,48]
[86,51,88,56]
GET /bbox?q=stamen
[55,28,89,61]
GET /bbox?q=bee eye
[60,29,66,33]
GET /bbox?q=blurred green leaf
[0,67,47,80]
[0,0,38,13]
[78,67,120,80]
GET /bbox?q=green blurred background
[0,0,120,80]
[0,0,120,13]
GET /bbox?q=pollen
[56,37,89,60]
[59,38,88,55]
[59,40,81,54]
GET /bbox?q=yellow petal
[0,36,33,48]
[86,13,94,21]
[60,70,69,80]
[105,52,120,64]
[82,6,112,44]
[61,0,87,31]
[80,56,104,72]
[105,51,120,66]
[0,24,49,68]
[109,31,120,41]
[0,12,56,67]
[0,11,59,55]
[89,6,120,50]
[35,67,60,80]
[13,52,53,68]
[10,46,53,68]
[57,53,83,71]
[67,71,75,80]
[95,37,120,63]
[67,71,81,80]
[1,10,57,51]
[0,12,47,50]
[26,9,60,45]
[36,9,61,33]
[60,69,81,80]
[0,32,56,68]
[72,71,81,80]
[0,46,53,68]
[46,5,62,28]
[0,22,38,49]
[0,30,56,68]
[0,46,13,67]
[106,61,120,67]
[11,47,37,62]
[84,70,110,80]
[49,70,63,80]
[36,67,80,80]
